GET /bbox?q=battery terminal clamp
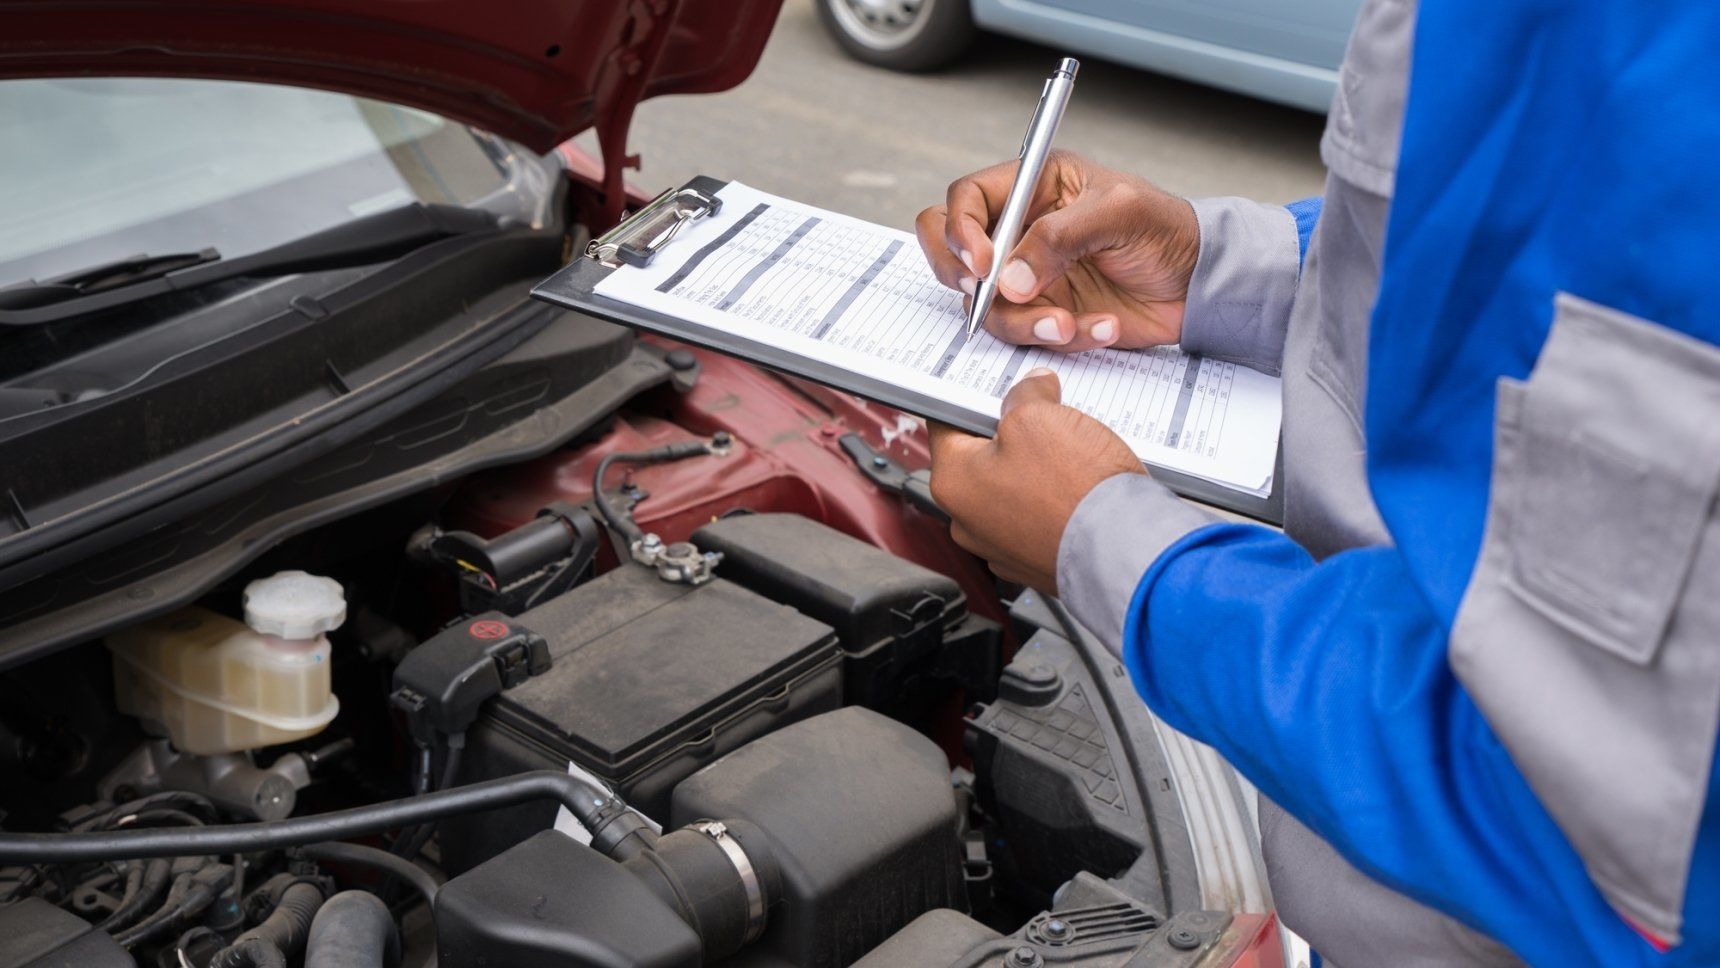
[591,434,734,586]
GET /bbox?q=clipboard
[532,176,1282,524]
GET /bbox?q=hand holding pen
[965,57,1080,341]
[914,63,1202,352]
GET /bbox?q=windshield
[0,78,521,289]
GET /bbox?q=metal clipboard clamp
[585,186,723,268]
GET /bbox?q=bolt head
[1167,926,1201,950]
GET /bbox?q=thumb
[1001,367,1061,417]
[996,194,1129,303]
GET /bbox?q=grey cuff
[1178,196,1303,376]
[1056,473,1218,657]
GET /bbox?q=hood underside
[0,0,783,154]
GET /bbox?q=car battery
[693,513,970,710]
[442,562,842,873]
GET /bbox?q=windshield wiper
[0,204,501,327]
[0,249,225,310]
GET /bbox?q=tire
[815,0,976,72]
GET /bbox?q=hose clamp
[692,820,766,943]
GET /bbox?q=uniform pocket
[1506,306,1720,663]
[1451,293,1720,944]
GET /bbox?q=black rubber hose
[210,882,325,968]
[0,771,634,864]
[1045,596,1092,652]
[306,891,401,968]
[174,927,228,967]
[217,938,287,968]
[299,842,441,909]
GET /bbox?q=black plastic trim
[0,230,558,586]
[0,327,670,668]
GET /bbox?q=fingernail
[958,249,977,275]
[1091,318,1117,343]
[1032,317,1064,343]
[1023,367,1057,380]
[999,259,1035,297]
[960,276,977,296]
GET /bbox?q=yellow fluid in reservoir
[106,605,338,755]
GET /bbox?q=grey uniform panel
[1278,177,1392,559]
[1260,803,1523,968]
[1321,0,1414,196]
[1057,472,1217,652]
[1179,196,1302,376]
[1450,295,1720,943]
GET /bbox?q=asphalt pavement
[594,0,1328,233]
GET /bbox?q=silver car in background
[817,0,1359,112]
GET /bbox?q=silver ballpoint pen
[966,56,1080,339]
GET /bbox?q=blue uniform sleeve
[1285,196,1323,263]
[1121,521,1640,962]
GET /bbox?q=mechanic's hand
[915,150,1199,352]
[929,368,1144,595]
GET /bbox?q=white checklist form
[591,182,1282,498]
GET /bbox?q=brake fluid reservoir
[106,571,344,755]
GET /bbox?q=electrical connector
[389,614,551,747]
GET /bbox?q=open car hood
[0,0,782,220]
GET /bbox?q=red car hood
[0,0,782,219]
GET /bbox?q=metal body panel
[972,0,1351,112]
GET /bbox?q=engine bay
[0,332,1262,968]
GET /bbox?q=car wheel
[815,0,975,72]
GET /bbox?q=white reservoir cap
[243,571,347,640]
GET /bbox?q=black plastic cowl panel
[0,228,560,585]
[0,313,667,667]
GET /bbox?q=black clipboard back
[532,176,1281,524]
